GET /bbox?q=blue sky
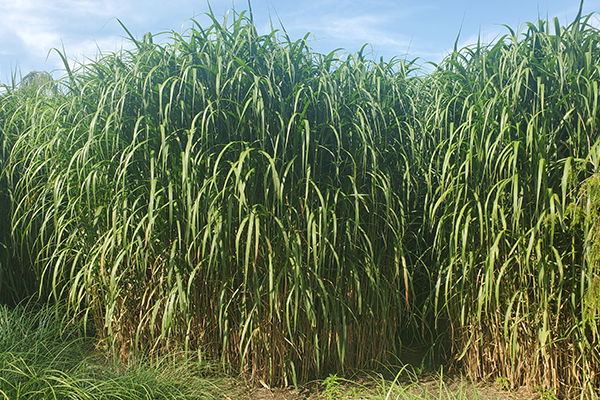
[0,0,598,82]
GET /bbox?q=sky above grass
[1,0,598,82]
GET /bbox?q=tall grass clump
[1,5,599,397]
[2,10,422,385]
[0,73,55,304]
[1,84,27,304]
[0,87,8,304]
[418,11,600,397]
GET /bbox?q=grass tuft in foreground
[0,304,223,400]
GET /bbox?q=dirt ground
[227,379,537,400]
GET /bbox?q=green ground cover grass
[0,304,225,399]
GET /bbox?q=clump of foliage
[0,304,222,399]
[0,5,598,398]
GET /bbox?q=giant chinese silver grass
[2,10,421,385]
[0,7,598,397]
[419,13,600,397]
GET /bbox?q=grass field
[0,4,599,399]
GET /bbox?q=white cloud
[0,0,124,18]
[459,27,507,50]
[281,3,439,61]
[316,15,410,49]
[287,13,414,60]
[55,35,128,71]
[0,0,129,73]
